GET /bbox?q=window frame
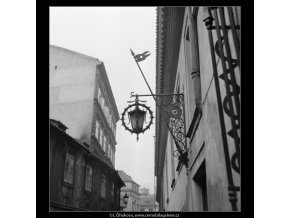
[84,164,93,192]
[95,119,100,140]
[111,182,115,204]
[193,160,208,211]
[99,127,103,147]
[101,174,107,200]
[63,152,75,185]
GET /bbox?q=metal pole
[131,93,183,98]
[130,49,188,168]
[130,49,156,101]
[218,7,240,121]
[227,7,240,64]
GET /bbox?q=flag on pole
[135,51,151,62]
[130,49,151,62]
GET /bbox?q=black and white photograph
[48,6,242,213]
[11,1,290,217]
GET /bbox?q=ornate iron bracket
[130,92,189,170]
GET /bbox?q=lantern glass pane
[128,106,147,133]
[137,112,145,129]
[129,112,138,130]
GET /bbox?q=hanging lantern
[121,95,154,141]
[128,105,146,133]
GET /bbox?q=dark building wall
[155,6,240,212]
[50,45,122,211]
[50,124,123,211]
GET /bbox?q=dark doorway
[193,161,208,211]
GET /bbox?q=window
[112,152,115,166]
[100,128,103,147]
[85,165,93,192]
[193,161,208,211]
[187,7,202,110]
[106,108,110,125]
[110,147,113,162]
[95,120,99,139]
[125,182,131,188]
[104,105,109,120]
[112,125,115,137]
[107,141,109,157]
[111,183,115,202]
[108,111,112,127]
[100,95,105,109]
[104,135,107,153]
[116,188,120,204]
[108,144,110,158]
[98,88,102,102]
[109,116,115,137]
[101,174,107,199]
[111,146,113,161]
[64,153,74,184]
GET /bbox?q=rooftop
[50,118,115,171]
[118,170,140,186]
[50,44,100,62]
[140,195,157,206]
[50,118,68,132]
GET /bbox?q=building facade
[50,45,123,211]
[50,119,124,211]
[50,45,118,166]
[155,7,240,211]
[118,170,140,211]
[139,187,159,212]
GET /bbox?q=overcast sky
[50,7,157,193]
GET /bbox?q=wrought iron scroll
[131,93,189,169]
[204,7,240,211]
[156,94,186,154]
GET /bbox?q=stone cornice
[50,44,102,63]
[155,6,185,204]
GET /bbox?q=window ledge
[62,181,74,188]
[84,189,93,195]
